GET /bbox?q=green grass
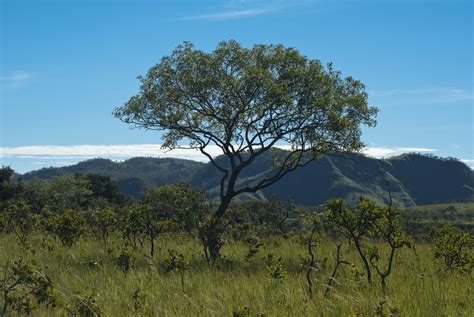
[405,201,474,215]
[1,233,473,316]
[400,202,474,236]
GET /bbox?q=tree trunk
[202,196,232,262]
[354,240,372,284]
[150,235,155,258]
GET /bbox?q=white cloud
[369,88,473,105]
[0,70,32,88]
[0,144,220,162]
[178,0,303,21]
[1,144,439,161]
[461,159,474,169]
[363,146,437,158]
[3,144,464,172]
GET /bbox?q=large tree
[114,40,377,260]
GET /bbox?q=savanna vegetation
[1,166,473,316]
[1,41,472,316]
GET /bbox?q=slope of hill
[386,154,474,205]
[22,157,205,198]
[21,153,474,207]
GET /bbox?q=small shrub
[164,249,188,291]
[233,305,251,317]
[45,210,86,247]
[373,300,399,317]
[69,293,102,317]
[244,236,264,262]
[116,249,136,274]
[266,258,285,284]
[433,224,473,272]
[1,258,56,315]
[86,206,117,248]
[2,198,38,247]
[132,288,145,312]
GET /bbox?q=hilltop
[22,152,474,207]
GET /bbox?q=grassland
[1,233,472,316]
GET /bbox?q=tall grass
[0,233,472,316]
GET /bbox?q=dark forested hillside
[386,154,474,205]
[21,157,204,198]
[22,153,473,207]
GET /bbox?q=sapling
[164,249,188,292]
[326,197,382,284]
[117,204,144,249]
[367,204,411,293]
[321,216,351,297]
[139,205,176,258]
[323,242,350,297]
[266,256,285,285]
[244,235,264,262]
[299,213,323,298]
[86,205,117,249]
[116,249,136,274]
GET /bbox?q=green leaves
[433,224,473,272]
[325,197,380,239]
[326,196,412,288]
[114,40,377,158]
[141,182,209,234]
[45,209,86,247]
[2,198,38,247]
[1,258,56,315]
[115,40,378,261]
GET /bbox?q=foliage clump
[433,224,473,272]
[116,249,136,274]
[1,258,56,315]
[164,249,188,292]
[45,209,86,247]
[68,293,102,317]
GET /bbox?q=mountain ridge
[21,152,474,207]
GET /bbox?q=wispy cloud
[0,70,32,89]
[179,7,278,21]
[369,88,474,105]
[177,0,302,21]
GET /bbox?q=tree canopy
[115,39,377,261]
[115,40,377,205]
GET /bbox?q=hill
[22,153,474,207]
[21,157,204,198]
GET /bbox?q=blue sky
[1,0,473,173]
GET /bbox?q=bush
[2,198,38,247]
[45,210,86,247]
[1,258,56,315]
[433,224,473,272]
